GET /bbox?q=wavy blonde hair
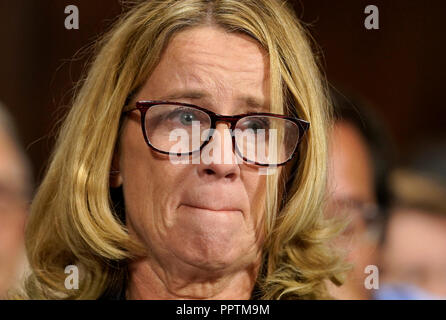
[21,0,347,299]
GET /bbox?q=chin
[183,250,250,273]
[169,230,253,271]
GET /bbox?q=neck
[126,256,261,300]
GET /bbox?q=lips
[181,203,241,213]
[180,185,246,215]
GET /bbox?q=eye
[240,118,270,132]
[179,111,195,125]
[166,108,200,126]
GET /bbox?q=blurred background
[0,0,445,299]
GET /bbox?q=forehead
[137,26,270,111]
[165,26,267,71]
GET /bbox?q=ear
[110,147,123,188]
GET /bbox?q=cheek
[242,170,267,234]
[119,120,191,241]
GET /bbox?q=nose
[196,123,240,181]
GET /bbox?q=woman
[22,0,347,299]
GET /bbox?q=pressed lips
[181,203,241,213]
[179,184,246,214]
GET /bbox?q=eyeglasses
[123,101,310,166]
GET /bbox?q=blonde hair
[21,0,347,299]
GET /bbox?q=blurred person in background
[326,89,393,300]
[0,101,32,298]
[377,169,446,299]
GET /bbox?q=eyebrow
[160,90,208,101]
[239,96,269,113]
[158,90,270,113]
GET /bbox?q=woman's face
[116,26,270,273]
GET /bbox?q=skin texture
[326,121,378,300]
[112,26,271,299]
[381,209,446,296]
[0,129,27,298]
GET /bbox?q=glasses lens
[234,116,300,165]
[144,104,211,154]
